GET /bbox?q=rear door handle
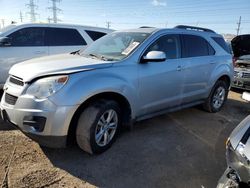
[209,60,216,64]
[177,65,186,71]
[177,66,182,71]
[34,51,46,55]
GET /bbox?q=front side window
[145,35,181,59]
[182,34,214,57]
[46,28,87,46]
[7,27,45,46]
[80,32,150,61]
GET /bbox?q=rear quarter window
[85,30,107,41]
[46,28,87,46]
[212,37,231,54]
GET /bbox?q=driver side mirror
[141,51,166,63]
[0,37,11,47]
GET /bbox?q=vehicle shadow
[230,87,244,94]
[0,120,16,131]
[0,89,3,98]
[40,96,250,188]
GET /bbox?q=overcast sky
[0,0,250,34]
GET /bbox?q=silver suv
[0,25,233,154]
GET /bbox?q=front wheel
[203,80,229,113]
[76,100,121,154]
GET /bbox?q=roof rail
[175,25,216,33]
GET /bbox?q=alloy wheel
[212,86,226,109]
[95,109,118,147]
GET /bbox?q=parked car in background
[217,115,250,188]
[0,25,233,154]
[0,23,113,88]
[231,34,250,90]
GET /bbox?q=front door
[138,34,183,116]
[0,27,48,85]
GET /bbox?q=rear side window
[46,28,87,46]
[85,30,106,41]
[145,34,181,59]
[212,37,231,53]
[8,27,45,46]
[182,34,215,58]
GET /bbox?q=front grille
[234,71,239,77]
[242,72,250,78]
[244,81,250,86]
[234,70,250,79]
[9,77,24,86]
[5,93,18,105]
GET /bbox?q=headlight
[25,75,68,99]
[236,142,247,159]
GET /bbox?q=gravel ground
[0,90,249,188]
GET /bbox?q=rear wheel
[76,100,121,154]
[203,80,229,113]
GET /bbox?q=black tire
[203,80,229,113]
[76,100,121,154]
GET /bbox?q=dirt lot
[0,90,249,188]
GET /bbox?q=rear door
[85,30,107,41]
[46,27,87,55]
[179,34,216,104]
[0,27,48,85]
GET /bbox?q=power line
[26,0,38,22]
[48,0,62,23]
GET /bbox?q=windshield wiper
[88,53,112,61]
[70,50,80,55]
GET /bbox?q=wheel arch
[67,91,132,145]
[217,75,231,88]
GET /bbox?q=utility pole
[1,19,5,28]
[106,21,111,29]
[26,0,38,22]
[165,22,168,28]
[20,11,23,22]
[47,17,53,23]
[48,0,62,23]
[236,16,241,36]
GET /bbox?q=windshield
[80,32,150,61]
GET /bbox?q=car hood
[231,34,250,58]
[230,115,250,159]
[9,53,114,82]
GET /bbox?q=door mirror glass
[142,51,166,63]
[0,37,11,47]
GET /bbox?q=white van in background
[0,23,113,88]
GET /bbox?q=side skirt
[135,100,204,122]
